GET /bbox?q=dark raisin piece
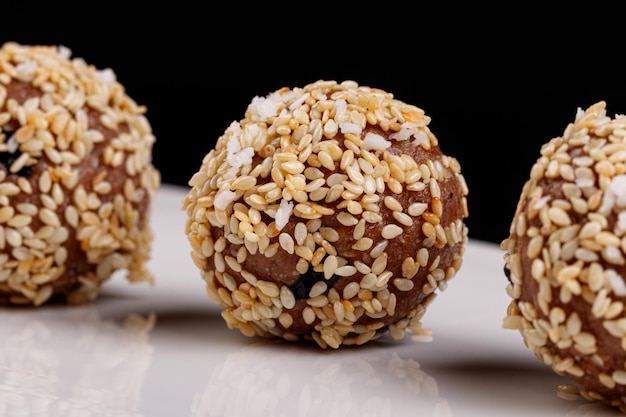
[0,129,33,177]
[290,266,339,299]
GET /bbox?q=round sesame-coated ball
[502,101,626,412]
[183,80,469,349]
[0,42,161,306]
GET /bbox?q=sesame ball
[0,42,161,306]
[502,101,626,412]
[183,80,469,349]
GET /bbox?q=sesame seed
[336,212,358,226]
[343,282,360,299]
[408,202,427,217]
[381,224,403,240]
[394,278,414,291]
[370,240,389,259]
[294,222,307,245]
[376,271,393,288]
[334,265,357,277]
[352,237,373,251]
[392,211,413,227]
[360,273,377,290]
[309,281,328,297]
[371,253,388,275]
[0,206,14,223]
[278,232,295,254]
[613,371,626,385]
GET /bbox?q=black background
[3,5,626,245]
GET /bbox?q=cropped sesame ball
[183,80,469,349]
[0,42,161,306]
[502,101,626,412]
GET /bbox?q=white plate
[0,184,621,417]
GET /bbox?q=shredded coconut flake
[411,132,430,147]
[600,174,626,214]
[227,121,242,137]
[248,88,306,122]
[15,59,37,78]
[246,123,260,139]
[214,190,236,210]
[362,132,390,151]
[335,98,347,113]
[575,178,595,189]
[94,68,116,84]
[533,195,551,210]
[227,147,253,168]
[248,95,279,121]
[226,134,241,154]
[58,45,72,58]
[339,122,362,134]
[390,122,419,141]
[225,127,253,169]
[275,199,293,230]
[288,92,309,111]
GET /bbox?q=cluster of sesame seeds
[184,79,469,348]
[0,42,160,305]
[502,100,626,412]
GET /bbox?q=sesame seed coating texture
[0,42,161,306]
[183,80,469,349]
[502,101,626,412]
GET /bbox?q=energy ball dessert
[0,42,161,306]
[183,80,469,349]
[502,101,626,412]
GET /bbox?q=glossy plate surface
[0,184,621,416]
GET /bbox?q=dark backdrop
[3,6,626,245]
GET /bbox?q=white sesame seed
[381,224,403,239]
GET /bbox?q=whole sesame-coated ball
[183,80,469,349]
[502,101,626,412]
[0,42,161,305]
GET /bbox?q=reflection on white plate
[0,184,622,417]
[0,306,152,417]
[192,342,447,417]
